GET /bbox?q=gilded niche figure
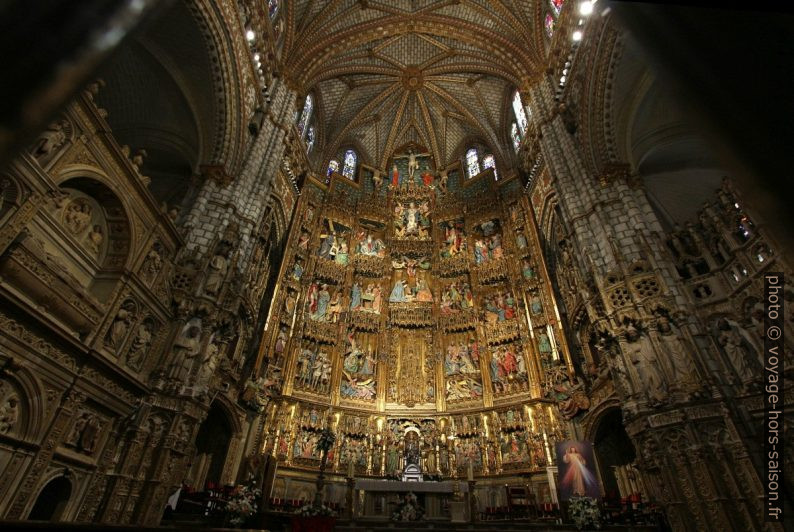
[482,291,516,323]
[439,219,466,258]
[350,282,362,310]
[291,257,304,281]
[356,232,385,257]
[341,335,377,400]
[334,238,349,266]
[307,283,332,321]
[537,330,554,366]
[327,291,343,323]
[389,278,407,303]
[522,259,537,280]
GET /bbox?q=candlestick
[467,461,474,481]
[348,459,355,478]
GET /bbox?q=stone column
[525,73,775,531]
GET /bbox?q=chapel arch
[26,475,73,521]
[187,400,240,489]
[43,174,132,301]
[589,407,638,500]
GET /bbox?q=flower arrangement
[226,483,262,527]
[391,492,424,521]
[568,496,602,530]
[296,502,336,517]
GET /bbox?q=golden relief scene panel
[258,145,573,481]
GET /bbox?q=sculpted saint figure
[204,248,229,295]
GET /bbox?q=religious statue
[126,321,153,369]
[415,279,433,302]
[297,230,310,250]
[407,150,420,181]
[656,315,700,393]
[440,220,466,258]
[204,247,230,295]
[106,301,134,351]
[63,200,92,235]
[67,412,100,453]
[0,395,19,435]
[372,169,383,190]
[170,322,202,381]
[522,259,537,280]
[371,284,382,313]
[291,258,304,281]
[141,245,163,284]
[516,231,528,249]
[537,330,553,365]
[715,318,757,380]
[350,282,362,310]
[530,294,543,315]
[197,341,221,389]
[438,170,448,193]
[421,169,434,187]
[86,224,103,255]
[32,119,69,158]
[624,321,666,404]
[318,232,334,259]
[328,291,343,323]
[334,238,349,266]
[389,278,407,303]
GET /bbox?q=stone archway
[591,407,637,500]
[27,475,72,521]
[187,402,235,489]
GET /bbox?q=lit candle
[467,461,474,481]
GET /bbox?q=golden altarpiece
[251,149,581,505]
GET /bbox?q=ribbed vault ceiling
[280,0,546,170]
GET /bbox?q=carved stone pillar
[526,70,778,531]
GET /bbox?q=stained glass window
[550,0,564,17]
[483,154,498,180]
[512,91,528,136]
[545,13,555,38]
[269,0,279,19]
[297,94,312,137]
[327,159,339,176]
[511,123,521,152]
[306,126,315,153]
[342,150,357,180]
[465,148,481,179]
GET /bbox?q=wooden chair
[504,485,531,519]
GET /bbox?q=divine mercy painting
[555,440,600,500]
